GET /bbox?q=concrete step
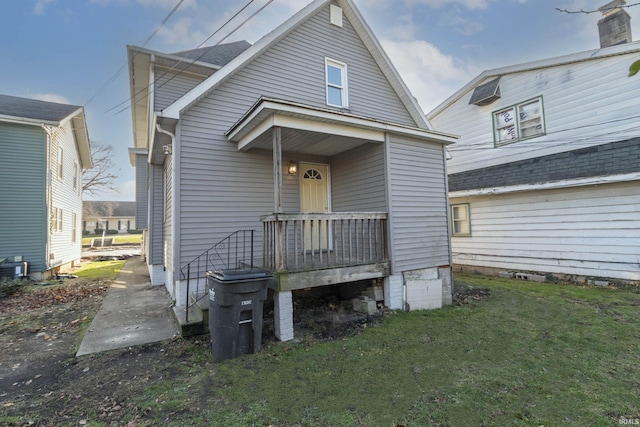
[171,304,208,337]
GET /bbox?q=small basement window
[451,204,471,236]
[493,97,545,146]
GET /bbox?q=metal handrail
[180,230,255,322]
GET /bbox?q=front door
[300,163,330,251]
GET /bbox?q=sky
[2,0,639,201]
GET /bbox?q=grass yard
[127,274,640,426]
[81,233,142,246]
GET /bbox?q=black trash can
[207,269,272,362]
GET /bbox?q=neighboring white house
[128,0,458,339]
[0,94,92,279]
[83,201,136,233]
[428,3,640,283]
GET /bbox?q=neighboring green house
[0,94,92,279]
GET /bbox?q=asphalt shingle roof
[171,40,252,67]
[0,94,81,123]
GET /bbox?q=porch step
[171,302,209,337]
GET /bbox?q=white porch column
[274,290,294,341]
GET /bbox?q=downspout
[442,145,454,297]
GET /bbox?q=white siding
[49,121,83,268]
[433,52,640,174]
[387,135,450,273]
[451,181,640,280]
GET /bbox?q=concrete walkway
[76,255,179,357]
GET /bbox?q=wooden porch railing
[261,212,388,272]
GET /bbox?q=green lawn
[135,274,640,426]
[81,233,142,246]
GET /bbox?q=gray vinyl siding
[387,135,450,273]
[164,156,173,272]
[332,143,386,211]
[155,70,206,112]
[0,122,47,272]
[49,121,83,268]
[175,3,417,267]
[135,154,149,229]
[148,163,164,264]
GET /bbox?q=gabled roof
[171,40,252,68]
[0,94,93,169]
[160,0,432,130]
[428,40,640,119]
[0,94,82,125]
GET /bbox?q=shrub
[94,228,104,234]
[106,230,119,235]
[82,230,90,235]
[127,229,143,234]
[0,277,23,298]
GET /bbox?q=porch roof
[226,98,458,156]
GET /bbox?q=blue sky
[1,0,638,201]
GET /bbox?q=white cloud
[386,14,420,41]
[381,39,480,112]
[405,0,490,10]
[90,0,196,8]
[34,0,55,15]
[32,93,71,104]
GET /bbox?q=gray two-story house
[128,0,458,340]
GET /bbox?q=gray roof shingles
[0,94,81,123]
[171,40,252,67]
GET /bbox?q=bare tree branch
[556,2,640,14]
[82,140,120,196]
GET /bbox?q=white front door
[300,163,330,251]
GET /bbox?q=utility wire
[83,0,186,108]
[107,0,275,116]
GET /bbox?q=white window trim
[325,57,348,108]
[493,96,545,146]
[451,203,471,237]
[73,162,78,191]
[72,212,77,243]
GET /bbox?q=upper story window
[57,147,64,180]
[326,58,348,108]
[73,162,79,191]
[493,97,545,146]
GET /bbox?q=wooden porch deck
[261,212,389,291]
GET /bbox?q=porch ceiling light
[288,160,298,175]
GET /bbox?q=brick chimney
[598,0,632,48]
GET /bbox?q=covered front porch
[225,97,404,340]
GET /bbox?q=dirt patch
[453,283,491,306]
[0,278,387,426]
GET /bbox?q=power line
[83,0,187,108]
[107,0,273,117]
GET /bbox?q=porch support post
[274,290,294,341]
[272,126,284,270]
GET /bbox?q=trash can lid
[207,269,272,281]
